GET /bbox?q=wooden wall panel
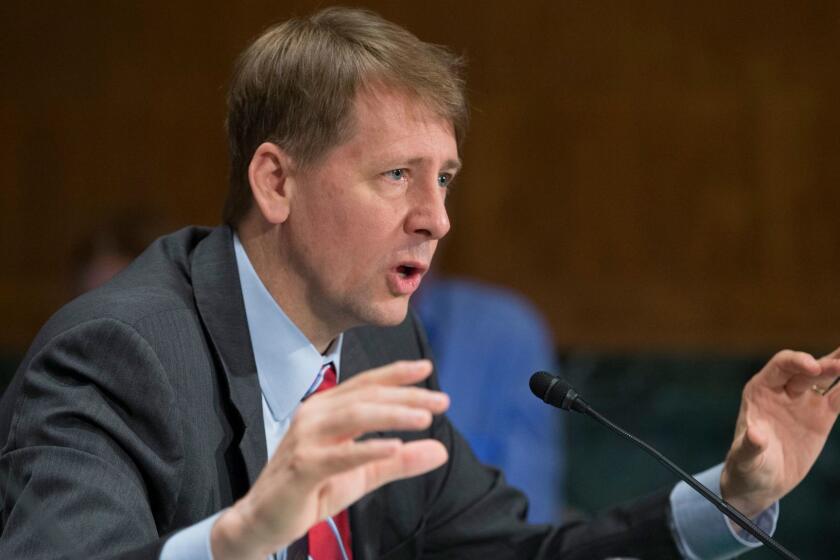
[2,1,840,353]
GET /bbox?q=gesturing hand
[210,360,449,560]
[721,347,840,518]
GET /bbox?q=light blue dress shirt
[670,464,779,559]
[162,235,778,559]
[161,234,342,560]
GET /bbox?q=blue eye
[438,174,452,187]
[385,169,406,181]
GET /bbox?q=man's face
[280,86,459,333]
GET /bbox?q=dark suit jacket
[0,226,681,559]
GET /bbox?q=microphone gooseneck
[528,371,799,560]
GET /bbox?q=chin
[356,299,410,328]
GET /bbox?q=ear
[248,142,295,224]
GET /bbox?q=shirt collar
[233,233,343,422]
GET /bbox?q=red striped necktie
[307,363,353,560]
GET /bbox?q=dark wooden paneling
[3,1,840,352]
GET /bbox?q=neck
[236,219,337,353]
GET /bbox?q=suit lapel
[191,226,267,487]
[191,230,389,556]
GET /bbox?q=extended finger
[306,383,449,416]
[338,360,434,391]
[361,439,448,491]
[296,438,405,484]
[313,439,449,518]
[803,356,840,399]
[293,438,447,495]
[819,345,840,361]
[786,369,840,397]
[815,354,840,409]
[817,355,840,379]
[251,438,404,528]
[785,373,819,397]
[307,401,439,441]
[762,350,820,388]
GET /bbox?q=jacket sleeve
[0,317,182,559]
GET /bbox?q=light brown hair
[223,7,468,225]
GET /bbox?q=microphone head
[529,371,587,413]
[529,371,556,399]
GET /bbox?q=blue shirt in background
[413,277,565,523]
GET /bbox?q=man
[1,7,839,560]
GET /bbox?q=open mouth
[388,262,427,295]
[397,265,418,278]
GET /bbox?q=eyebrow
[443,158,463,173]
[403,157,463,172]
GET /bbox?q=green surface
[562,352,839,559]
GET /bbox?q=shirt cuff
[159,511,223,560]
[669,464,779,560]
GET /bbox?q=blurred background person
[0,209,169,395]
[70,209,170,296]
[414,275,565,523]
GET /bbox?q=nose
[405,176,450,240]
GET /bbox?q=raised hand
[210,360,449,559]
[721,348,840,518]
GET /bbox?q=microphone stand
[531,372,799,560]
[583,404,797,560]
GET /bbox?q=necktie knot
[316,363,338,393]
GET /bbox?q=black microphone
[529,371,799,560]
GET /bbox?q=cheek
[334,191,404,247]
[308,183,407,280]
[335,212,403,281]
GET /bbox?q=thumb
[729,423,769,473]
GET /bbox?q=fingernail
[404,359,430,369]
